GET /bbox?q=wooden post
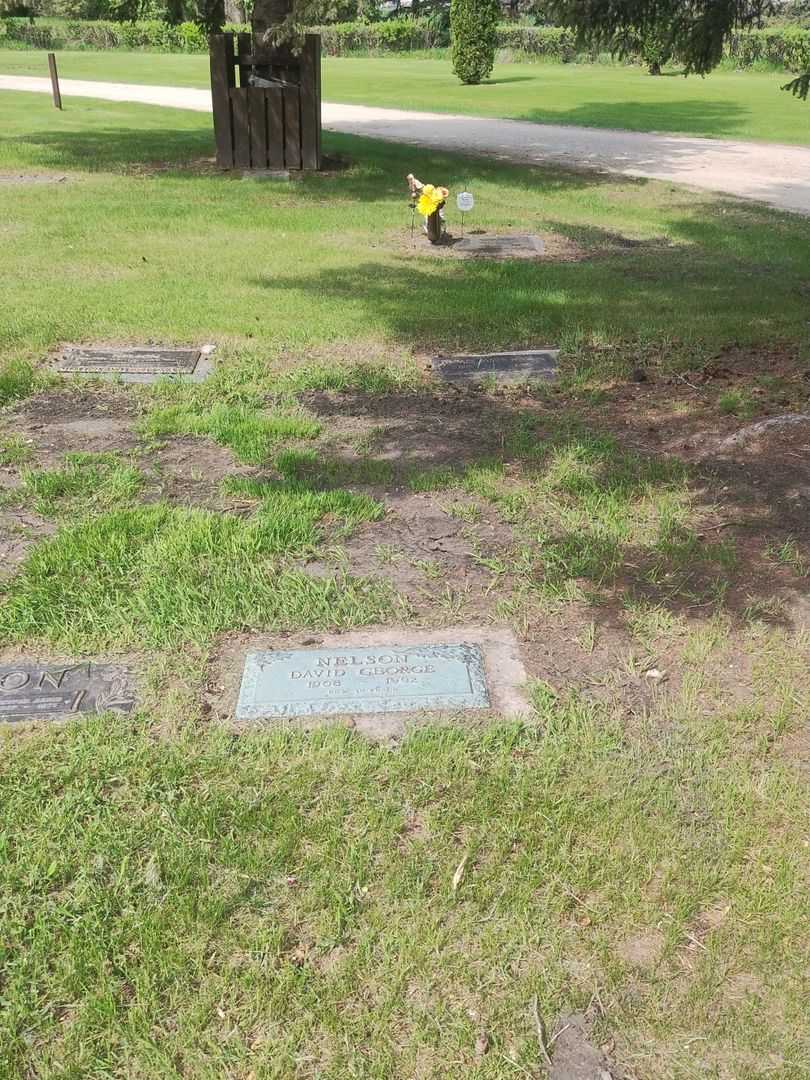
[47,53,62,110]
[210,34,236,168]
[300,34,321,171]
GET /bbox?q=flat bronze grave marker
[236,644,490,721]
[454,234,544,259]
[58,346,201,375]
[432,349,559,385]
[0,662,135,722]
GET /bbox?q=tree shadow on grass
[268,390,809,631]
[516,98,754,139]
[247,247,801,359]
[480,75,538,86]
[5,126,216,172]
[1,124,639,196]
[305,132,644,199]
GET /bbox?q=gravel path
[3,74,809,216]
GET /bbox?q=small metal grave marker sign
[432,349,559,386]
[236,644,490,721]
[455,234,544,259]
[58,346,201,375]
[0,662,135,722]
[456,191,474,213]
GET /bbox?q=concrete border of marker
[2,628,529,740]
[211,626,530,740]
[53,343,216,385]
[432,348,559,386]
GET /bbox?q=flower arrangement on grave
[406,173,449,244]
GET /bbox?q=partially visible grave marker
[236,644,490,721]
[432,349,559,386]
[0,662,135,722]
[455,234,544,259]
[58,346,202,375]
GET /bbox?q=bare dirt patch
[122,157,219,178]
[778,725,810,778]
[141,437,261,510]
[289,368,810,728]
[550,1012,616,1080]
[300,387,516,468]
[0,509,56,583]
[393,227,673,265]
[3,387,260,512]
[6,386,139,469]
[616,929,666,970]
[0,173,69,185]
[722,972,764,1004]
[2,347,809,750]
[304,491,515,618]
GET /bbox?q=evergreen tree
[450,0,500,84]
[544,0,807,99]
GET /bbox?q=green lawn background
[1,50,809,145]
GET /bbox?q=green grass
[273,446,395,486]
[0,433,33,466]
[0,498,389,650]
[2,86,810,1079]
[141,402,322,465]
[2,93,809,369]
[2,49,809,143]
[0,359,39,406]
[16,451,143,514]
[2,684,810,1077]
[718,388,757,418]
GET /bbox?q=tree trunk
[224,0,247,23]
[649,60,662,75]
[251,0,293,46]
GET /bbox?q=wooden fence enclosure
[209,32,321,172]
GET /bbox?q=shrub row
[2,16,808,71]
[493,24,580,60]
[0,17,239,51]
[316,18,449,54]
[726,27,810,71]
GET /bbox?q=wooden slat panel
[230,88,252,169]
[266,86,285,169]
[283,85,302,171]
[237,30,252,88]
[248,88,268,170]
[313,35,322,169]
[210,34,235,168]
[299,35,321,171]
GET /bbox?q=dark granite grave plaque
[432,349,559,385]
[455,234,544,259]
[0,662,135,722]
[58,346,201,375]
[236,644,490,721]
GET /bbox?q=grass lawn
[2,48,810,144]
[2,92,810,1078]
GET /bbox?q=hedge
[1,16,808,71]
[726,27,810,71]
[0,17,237,51]
[0,15,443,51]
[494,24,580,60]
[316,18,449,54]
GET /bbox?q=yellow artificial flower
[416,184,448,218]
